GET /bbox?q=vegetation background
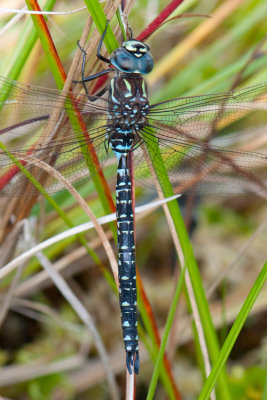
[0,0,266,399]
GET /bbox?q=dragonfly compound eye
[110,41,154,74]
[110,48,137,72]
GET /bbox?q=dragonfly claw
[126,351,139,375]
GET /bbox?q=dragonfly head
[110,40,154,74]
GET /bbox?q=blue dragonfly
[0,26,266,374]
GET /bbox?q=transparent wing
[0,76,114,196]
[1,76,267,197]
[134,83,267,195]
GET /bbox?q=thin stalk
[83,0,119,53]
[198,260,267,399]
[0,0,56,104]
[144,127,231,399]
[146,265,186,399]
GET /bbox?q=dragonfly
[0,26,267,375]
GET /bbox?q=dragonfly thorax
[108,100,149,156]
[108,74,149,126]
[111,102,149,129]
[108,75,150,156]
[109,74,149,104]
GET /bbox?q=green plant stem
[146,264,186,399]
[198,260,267,400]
[144,129,231,399]
[0,0,55,106]
[83,0,119,53]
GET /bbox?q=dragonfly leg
[75,19,111,83]
[74,26,113,100]
[74,41,112,100]
[76,18,111,85]
[104,137,110,154]
[73,20,115,99]
[96,20,111,64]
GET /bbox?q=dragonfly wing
[149,82,267,131]
[135,83,267,195]
[0,76,111,196]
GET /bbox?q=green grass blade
[0,0,55,106]
[146,264,186,399]
[198,260,267,400]
[137,297,177,398]
[25,0,67,88]
[115,7,127,41]
[263,359,267,400]
[144,127,231,399]
[83,0,119,53]
[0,0,55,79]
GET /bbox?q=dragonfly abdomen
[107,69,151,375]
[109,127,135,155]
[116,155,139,374]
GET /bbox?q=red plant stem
[0,163,26,190]
[137,0,184,41]
[27,0,67,82]
[92,73,111,95]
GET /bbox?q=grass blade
[198,260,267,400]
